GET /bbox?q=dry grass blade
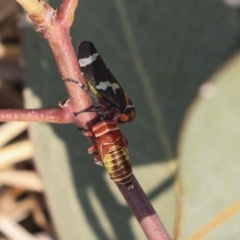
[0,190,53,238]
[34,233,53,240]
[0,1,54,239]
[0,139,34,169]
[0,189,25,210]
[0,122,29,147]
[0,44,21,59]
[25,196,52,233]
[0,216,37,240]
[0,170,43,192]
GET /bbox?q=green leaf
[178,53,240,240]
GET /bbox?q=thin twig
[0,108,73,123]
[118,176,171,240]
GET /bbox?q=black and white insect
[77,41,135,123]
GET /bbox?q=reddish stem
[118,176,171,240]
[0,108,73,123]
[58,0,78,27]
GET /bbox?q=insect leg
[73,106,107,117]
[65,79,114,120]
[88,144,104,166]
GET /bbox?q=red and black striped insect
[77,41,136,123]
[88,120,133,189]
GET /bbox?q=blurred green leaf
[178,53,240,240]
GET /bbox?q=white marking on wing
[125,105,134,109]
[79,53,98,67]
[96,81,120,94]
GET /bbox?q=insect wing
[78,41,127,111]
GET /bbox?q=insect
[88,120,133,189]
[77,41,136,123]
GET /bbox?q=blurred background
[1,0,240,239]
